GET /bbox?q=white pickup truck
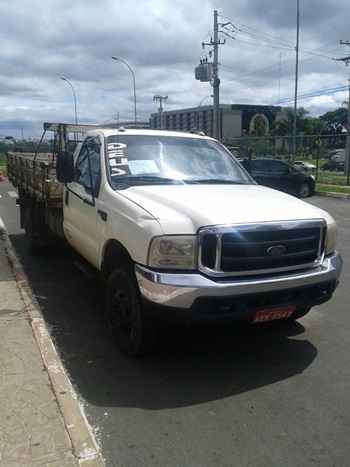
[7,123,342,356]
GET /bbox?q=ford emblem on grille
[266,244,287,257]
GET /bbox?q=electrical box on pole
[195,61,213,82]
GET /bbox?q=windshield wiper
[186,179,250,185]
[112,175,185,187]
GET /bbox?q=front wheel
[106,267,156,357]
[298,182,311,198]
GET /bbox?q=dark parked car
[241,158,315,198]
[322,159,345,172]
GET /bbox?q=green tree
[271,107,309,155]
[320,107,347,149]
[272,107,309,136]
[303,117,327,135]
[320,107,347,130]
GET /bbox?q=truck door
[63,136,102,267]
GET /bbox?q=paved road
[1,179,350,467]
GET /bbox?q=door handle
[65,190,69,206]
[97,209,107,221]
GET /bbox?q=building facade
[150,104,282,142]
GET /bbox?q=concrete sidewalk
[0,227,77,466]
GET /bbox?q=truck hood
[120,184,332,234]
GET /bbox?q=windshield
[106,135,253,188]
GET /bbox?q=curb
[0,224,104,467]
[315,191,350,200]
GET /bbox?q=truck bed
[7,152,63,206]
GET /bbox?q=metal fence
[224,134,350,186]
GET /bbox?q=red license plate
[253,305,296,323]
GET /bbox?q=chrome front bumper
[135,252,342,309]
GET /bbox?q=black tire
[24,206,43,254]
[298,182,311,198]
[24,202,50,254]
[105,267,156,357]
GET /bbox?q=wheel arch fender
[100,239,134,281]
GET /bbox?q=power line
[277,85,348,104]
[219,14,342,62]
[221,43,339,83]
[219,14,296,48]
[234,29,295,51]
[224,29,336,60]
[224,38,292,53]
[222,28,295,52]
[219,15,338,61]
[220,58,289,78]
[216,12,347,113]
[280,84,348,100]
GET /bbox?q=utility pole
[201,10,225,140]
[293,0,300,161]
[153,95,168,129]
[278,52,282,103]
[337,40,350,181]
[213,10,220,140]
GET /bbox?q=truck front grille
[198,220,326,278]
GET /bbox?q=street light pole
[293,0,300,161]
[60,77,78,124]
[347,76,350,183]
[337,41,350,181]
[111,56,137,123]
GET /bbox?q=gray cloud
[0,0,349,136]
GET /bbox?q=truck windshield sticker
[128,160,159,175]
[111,167,128,176]
[107,143,129,176]
[107,142,127,152]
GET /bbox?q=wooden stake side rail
[7,152,63,206]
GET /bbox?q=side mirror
[57,151,74,183]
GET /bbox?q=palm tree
[271,107,310,155]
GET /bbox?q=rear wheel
[24,201,50,254]
[298,182,311,198]
[106,267,156,357]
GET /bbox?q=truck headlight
[148,236,197,270]
[325,220,337,255]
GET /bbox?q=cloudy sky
[1,0,349,137]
